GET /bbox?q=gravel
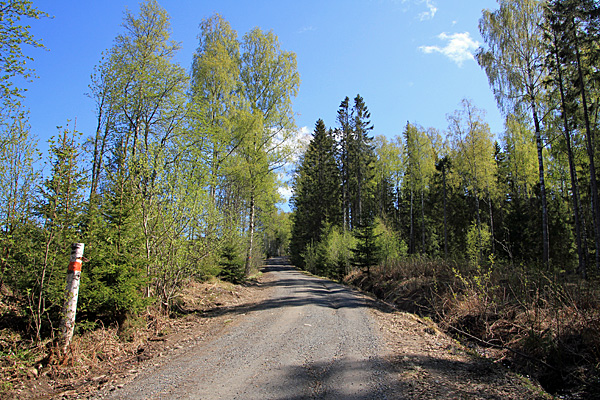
[94,258,403,399]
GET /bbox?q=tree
[0,108,38,235]
[403,122,434,254]
[190,13,240,202]
[373,135,403,222]
[336,94,375,231]
[0,0,47,107]
[87,0,190,311]
[477,0,551,265]
[349,94,375,226]
[352,219,379,277]
[435,155,451,259]
[545,0,600,273]
[447,99,497,264]
[239,27,299,275]
[290,119,340,266]
[336,97,352,231]
[33,124,86,342]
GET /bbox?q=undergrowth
[0,277,244,399]
[345,257,600,398]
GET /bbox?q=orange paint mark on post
[68,261,82,272]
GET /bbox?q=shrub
[218,241,245,284]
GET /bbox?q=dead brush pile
[346,258,600,398]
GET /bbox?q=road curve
[98,258,402,399]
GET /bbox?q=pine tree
[352,219,379,277]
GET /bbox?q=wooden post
[59,243,85,354]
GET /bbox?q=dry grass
[347,258,600,398]
[0,276,265,399]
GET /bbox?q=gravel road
[98,258,402,399]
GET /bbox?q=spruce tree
[290,119,341,266]
[349,94,375,227]
[337,97,352,231]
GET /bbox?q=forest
[0,0,599,397]
[290,0,600,395]
[0,1,295,346]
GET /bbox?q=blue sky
[23,0,503,153]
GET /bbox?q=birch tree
[403,122,434,254]
[239,27,299,275]
[448,100,497,263]
[477,0,551,265]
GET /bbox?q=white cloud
[419,32,480,67]
[291,126,312,162]
[394,0,437,20]
[298,26,316,34]
[278,185,293,201]
[418,0,437,20]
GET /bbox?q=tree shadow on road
[201,257,389,319]
[253,353,539,400]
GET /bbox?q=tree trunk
[90,95,105,201]
[342,140,349,232]
[409,188,415,254]
[245,192,256,276]
[574,22,600,271]
[531,101,549,266]
[553,26,587,276]
[488,192,495,256]
[474,186,483,263]
[421,188,425,254]
[442,164,448,259]
[357,156,363,226]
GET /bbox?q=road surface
[98,258,402,399]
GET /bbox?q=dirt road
[92,258,545,400]
[95,258,401,399]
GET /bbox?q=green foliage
[298,225,357,279]
[80,243,150,322]
[218,240,245,284]
[264,210,291,258]
[301,241,319,275]
[352,220,380,276]
[0,0,48,106]
[318,225,357,279]
[466,221,492,265]
[373,217,407,267]
[290,119,340,265]
[0,108,39,232]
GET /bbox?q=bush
[374,217,407,268]
[347,256,600,398]
[218,242,245,284]
[79,244,151,324]
[301,226,357,279]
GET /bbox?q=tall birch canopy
[476,0,550,265]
